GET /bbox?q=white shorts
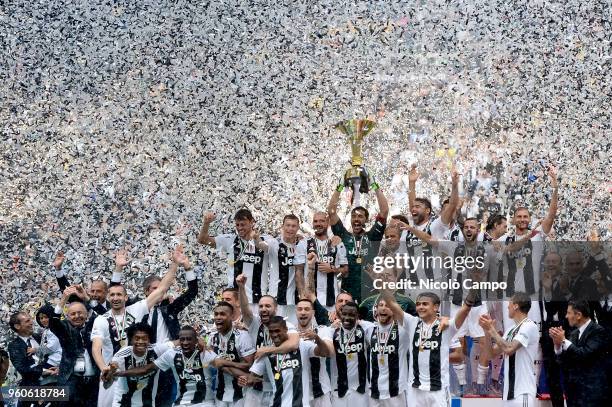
[451,303,487,339]
[503,394,535,407]
[276,304,297,326]
[410,387,450,407]
[97,381,116,407]
[244,389,273,407]
[369,390,407,407]
[310,392,333,407]
[332,389,369,407]
[216,399,244,407]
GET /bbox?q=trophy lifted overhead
[335,119,377,205]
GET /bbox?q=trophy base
[344,166,370,194]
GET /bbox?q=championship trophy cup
[335,119,377,205]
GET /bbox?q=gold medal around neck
[356,257,362,264]
[120,340,127,348]
[379,357,385,365]
[274,372,281,380]
[347,353,354,360]
[137,381,146,390]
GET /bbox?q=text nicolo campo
[371,253,507,291]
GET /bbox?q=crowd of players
[1,165,611,407]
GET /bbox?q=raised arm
[380,289,407,326]
[197,212,217,247]
[479,315,521,356]
[109,249,129,287]
[236,274,253,326]
[327,189,342,226]
[167,248,198,315]
[144,247,180,310]
[408,164,418,213]
[541,166,558,235]
[439,168,460,226]
[369,172,389,220]
[52,251,70,292]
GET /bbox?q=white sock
[452,363,467,385]
[477,364,489,385]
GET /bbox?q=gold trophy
[335,119,377,204]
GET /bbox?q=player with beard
[198,209,271,313]
[109,326,224,407]
[207,302,255,407]
[435,218,496,395]
[400,165,459,297]
[327,173,389,303]
[485,214,508,242]
[267,214,303,325]
[497,167,558,376]
[236,274,299,407]
[359,224,417,322]
[104,322,174,407]
[92,247,182,407]
[296,212,348,312]
[239,316,333,407]
[330,302,373,406]
[220,288,244,327]
[295,298,334,407]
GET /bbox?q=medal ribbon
[112,310,127,343]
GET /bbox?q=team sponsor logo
[281,256,294,266]
[179,370,203,381]
[507,247,532,259]
[337,342,363,354]
[414,339,439,350]
[240,254,262,264]
[371,343,396,354]
[319,255,335,263]
[279,358,300,369]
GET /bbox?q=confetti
[0,1,609,341]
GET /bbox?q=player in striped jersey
[207,302,256,407]
[479,293,540,407]
[236,274,299,407]
[330,302,372,407]
[402,291,471,407]
[105,322,173,407]
[109,326,226,407]
[295,298,334,407]
[198,209,271,311]
[239,316,333,407]
[267,214,302,325]
[295,212,348,312]
[327,173,389,303]
[399,166,459,298]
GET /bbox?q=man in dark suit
[8,311,58,407]
[540,251,569,407]
[48,286,100,407]
[550,300,610,407]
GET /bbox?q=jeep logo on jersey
[179,370,202,381]
[338,342,363,354]
[348,248,368,256]
[222,352,236,361]
[415,339,439,350]
[406,237,421,248]
[319,255,334,263]
[372,343,396,354]
[279,358,300,370]
[240,254,262,264]
[507,247,532,259]
[280,257,294,266]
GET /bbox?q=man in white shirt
[479,292,540,407]
[197,208,271,314]
[91,248,181,407]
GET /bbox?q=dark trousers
[541,334,565,407]
[155,368,176,407]
[60,375,98,407]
